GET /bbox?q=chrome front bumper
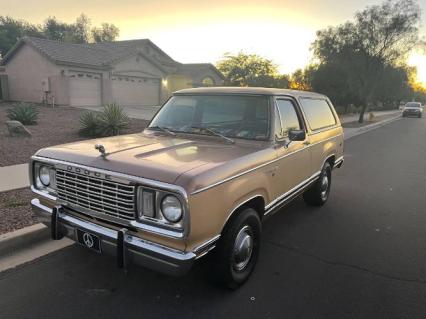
[31,198,196,276]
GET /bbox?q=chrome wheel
[233,225,253,271]
[320,173,329,201]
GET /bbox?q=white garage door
[111,76,160,107]
[69,72,101,107]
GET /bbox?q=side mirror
[288,129,306,141]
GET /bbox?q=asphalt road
[1,116,426,319]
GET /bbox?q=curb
[0,223,49,256]
[344,114,402,140]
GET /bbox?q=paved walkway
[0,164,29,192]
[0,110,402,193]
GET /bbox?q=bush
[98,103,130,136]
[79,103,130,137]
[79,111,100,137]
[7,103,39,125]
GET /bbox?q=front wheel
[209,207,261,289]
[303,162,332,206]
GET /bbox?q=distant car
[402,102,423,118]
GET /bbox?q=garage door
[69,72,101,107]
[111,76,160,106]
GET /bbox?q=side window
[276,99,301,138]
[299,98,336,131]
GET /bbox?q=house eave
[55,60,112,70]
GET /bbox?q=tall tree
[0,14,121,57]
[289,68,313,91]
[91,23,119,42]
[43,17,73,42]
[0,16,43,57]
[312,0,421,122]
[70,14,91,43]
[216,52,289,88]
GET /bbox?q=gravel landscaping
[0,187,36,235]
[0,102,149,166]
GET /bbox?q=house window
[201,76,215,87]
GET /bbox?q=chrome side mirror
[283,129,306,149]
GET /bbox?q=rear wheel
[209,207,261,289]
[303,162,332,206]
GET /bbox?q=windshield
[406,102,421,108]
[149,95,270,141]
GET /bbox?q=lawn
[0,102,149,166]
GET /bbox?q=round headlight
[39,165,51,186]
[161,195,183,223]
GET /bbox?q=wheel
[303,161,332,206]
[209,207,261,289]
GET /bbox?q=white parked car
[402,102,423,118]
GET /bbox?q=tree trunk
[358,104,367,123]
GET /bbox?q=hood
[35,132,264,185]
[404,107,422,110]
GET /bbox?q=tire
[303,161,332,206]
[209,207,261,289]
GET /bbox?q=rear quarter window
[299,98,336,131]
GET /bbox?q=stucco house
[0,37,224,106]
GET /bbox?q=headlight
[34,162,56,191]
[39,165,51,186]
[161,195,183,223]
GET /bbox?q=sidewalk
[0,164,29,192]
[338,109,400,124]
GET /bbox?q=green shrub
[98,103,130,137]
[79,103,130,137]
[7,103,39,125]
[79,111,101,137]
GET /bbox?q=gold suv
[30,87,344,288]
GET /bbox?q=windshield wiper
[147,126,176,136]
[190,126,235,144]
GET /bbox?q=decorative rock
[6,120,32,137]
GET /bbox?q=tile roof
[1,37,224,79]
[2,37,176,69]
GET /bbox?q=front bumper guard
[31,198,196,276]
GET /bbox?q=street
[1,117,426,319]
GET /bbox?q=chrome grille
[56,169,136,220]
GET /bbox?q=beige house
[0,37,224,106]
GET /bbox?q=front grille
[56,169,136,220]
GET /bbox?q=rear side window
[300,98,336,131]
[276,99,301,138]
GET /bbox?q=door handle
[303,141,311,146]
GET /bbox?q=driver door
[271,98,311,207]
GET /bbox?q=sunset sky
[2,0,426,85]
